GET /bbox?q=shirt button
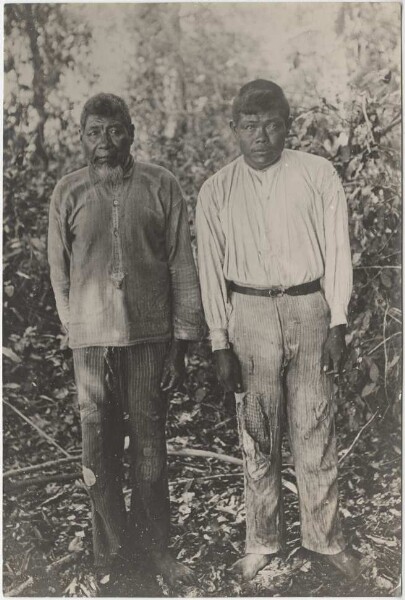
[113,200,119,206]
[114,229,119,237]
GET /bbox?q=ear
[129,124,135,143]
[230,120,237,137]
[286,116,293,133]
[79,128,83,143]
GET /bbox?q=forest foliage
[4,3,401,426]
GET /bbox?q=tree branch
[167,447,242,466]
[4,472,82,491]
[354,266,401,270]
[4,456,81,479]
[3,399,72,458]
[338,409,379,464]
[5,577,33,597]
[378,116,401,137]
[366,332,401,356]
[3,447,242,483]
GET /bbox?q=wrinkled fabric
[48,159,204,348]
[73,343,170,568]
[231,291,346,555]
[196,150,352,351]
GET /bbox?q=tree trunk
[162,5,187,139]
[23,4,48,168]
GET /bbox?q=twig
[379,116,401,137]
[383,305,389,403]
[338,409,379,464]
[5,576,33,596]
[212,416,236,430]
[366,332,401,356]
[4,472,82,491]
[388,313,402,325]
[40,489,70,507]
[169,472,243,485]
[361,94,374,148]
[167,447,243,466]
[354,266,401,270]
[4,456,81,479]
[3,399,72,458]
[46,553,76,573]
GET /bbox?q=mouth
[252,147,272,154]
[95,154,116,164]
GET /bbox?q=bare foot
[150,550,195,587]
[322,549,363,582]
[229,553,272,581]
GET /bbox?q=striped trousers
[228,290,346,555]
[73,342,170,568]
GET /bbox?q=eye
[109,127,124,136]
[267,121,283,132]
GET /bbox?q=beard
[90,161,124,192]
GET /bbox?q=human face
[81,114,134,169]
[231,109,289,170]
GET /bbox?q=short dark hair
[80,93,132,132]
[232,79,290,124]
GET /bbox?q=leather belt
[229,279,321,298]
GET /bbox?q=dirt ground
[3,345,402,597]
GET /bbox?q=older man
[196,80,361,581]
[48,93,204,586]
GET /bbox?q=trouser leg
[73,347,126,568]
[124,342,170,554]
[282,292,346,554]
[230,293,285,554]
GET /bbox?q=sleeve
[47,183,71,329]
[166,176,205,340]
[196,181,231,351]
[321,164,353,327]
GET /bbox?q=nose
[255,126,269,143]
[99,129,112,148]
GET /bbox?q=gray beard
[91,162,124,192]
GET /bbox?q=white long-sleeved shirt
[196,149,352,351]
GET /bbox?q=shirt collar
[123,154,135,179]
[241,151,284,178]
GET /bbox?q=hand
[213,348,243,392]
[160,339,187,392]
[60,323,69,351]
[322,325,347,374]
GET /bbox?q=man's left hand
[160,339,188,392]
[322,325,347,374]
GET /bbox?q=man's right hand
[213,348,243,392]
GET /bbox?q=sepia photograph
[2,2,402,597]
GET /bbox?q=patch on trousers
[236,393,272,481]
[314,372,334,426]
[82,465,97,487]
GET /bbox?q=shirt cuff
[330,305,348,328]
[173,324,206,341]
[210,328,230,352]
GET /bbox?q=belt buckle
[268,287,284,298]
